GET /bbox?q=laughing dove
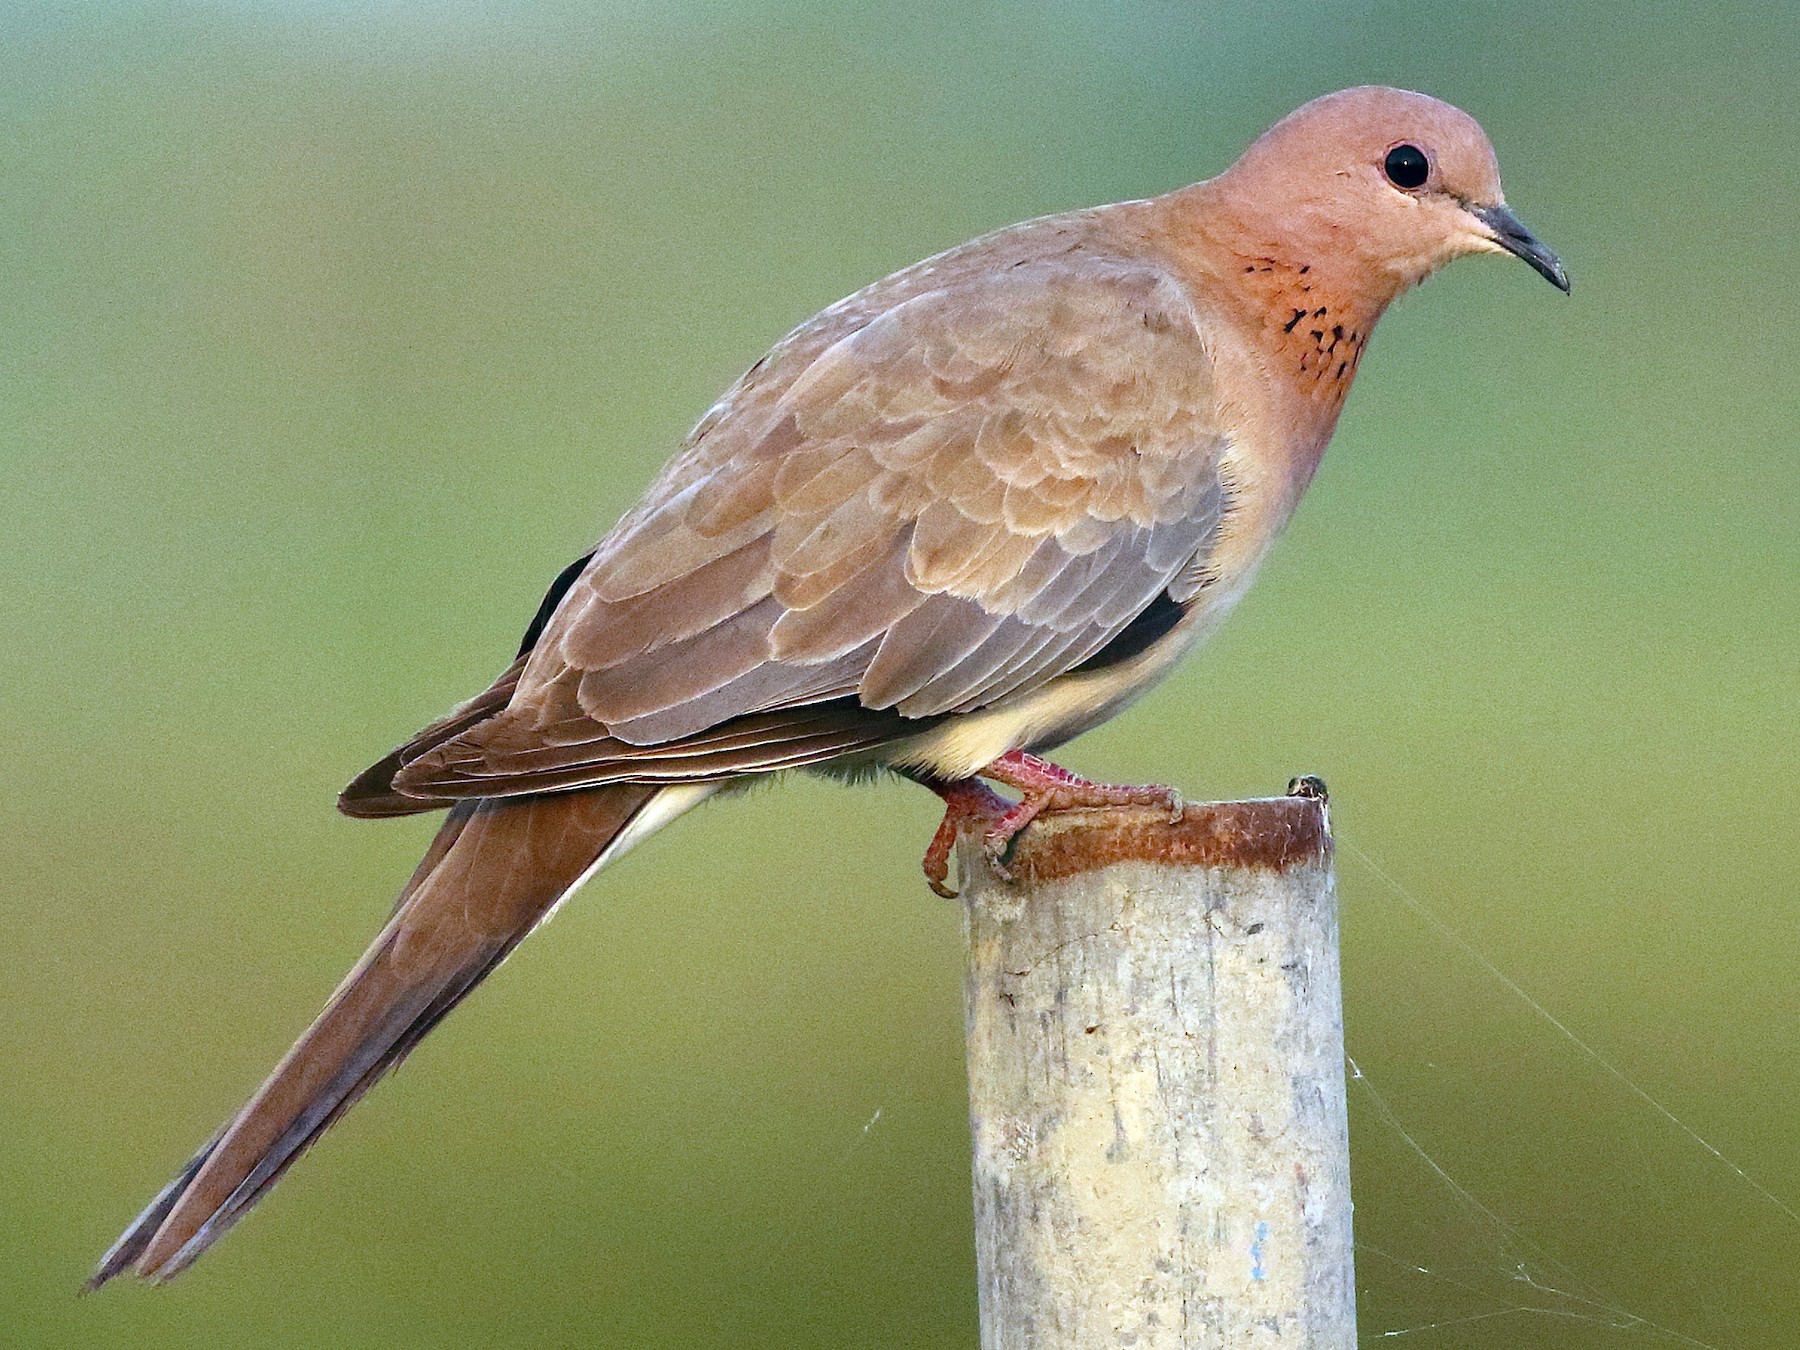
[92,84,1566,1286]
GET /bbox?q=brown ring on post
[999,795,1331,886]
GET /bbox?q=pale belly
[870,563,1262,782]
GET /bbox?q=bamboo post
[958,779,1351,1349]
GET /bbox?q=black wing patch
[517,551,596,658]
[1070,590,1188,673]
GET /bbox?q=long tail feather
[90,783,682,1288]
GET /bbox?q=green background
[5,1,1796,1345]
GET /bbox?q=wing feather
[373,238,1233,806]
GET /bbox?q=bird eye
[1383,143,1431,190]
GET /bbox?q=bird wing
[367,252,1232,805]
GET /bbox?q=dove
[91,84,1566,1287]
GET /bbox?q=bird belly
[878,573,1253,782]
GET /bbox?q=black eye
[1383,143,1431,190]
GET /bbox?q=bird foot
[921,751,1182,894]
[921,780,1011,898]
[980,751,1182,875]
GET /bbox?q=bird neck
[1155,178,1401,423]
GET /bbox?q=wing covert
[391,248,1233,802]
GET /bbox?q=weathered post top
[992,790,1331,882]
[959,784,1352,1350]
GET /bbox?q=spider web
[777,827,1794,1347]
[1342,839,1797,1347]
[1349,1054,1719,1347]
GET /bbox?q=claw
[920,779,1010,898]
[981,794,1047,878]
[983,750,1181,819]
[918,751,1182,894]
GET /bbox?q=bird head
[1207,86,1569,300]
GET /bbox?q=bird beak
[1468,202,1570,293]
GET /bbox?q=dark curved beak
[1469,202,1570,293]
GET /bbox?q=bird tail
[89,782,713,1288]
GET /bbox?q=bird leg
[918,751,1182,895]
[919,778,1011,898]
[980,750,1183,869]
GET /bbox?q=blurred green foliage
[4,1,1797,1345]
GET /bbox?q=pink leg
[919,778,1011,898]
[917,752,1182,893]
[976,750,1182,876]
